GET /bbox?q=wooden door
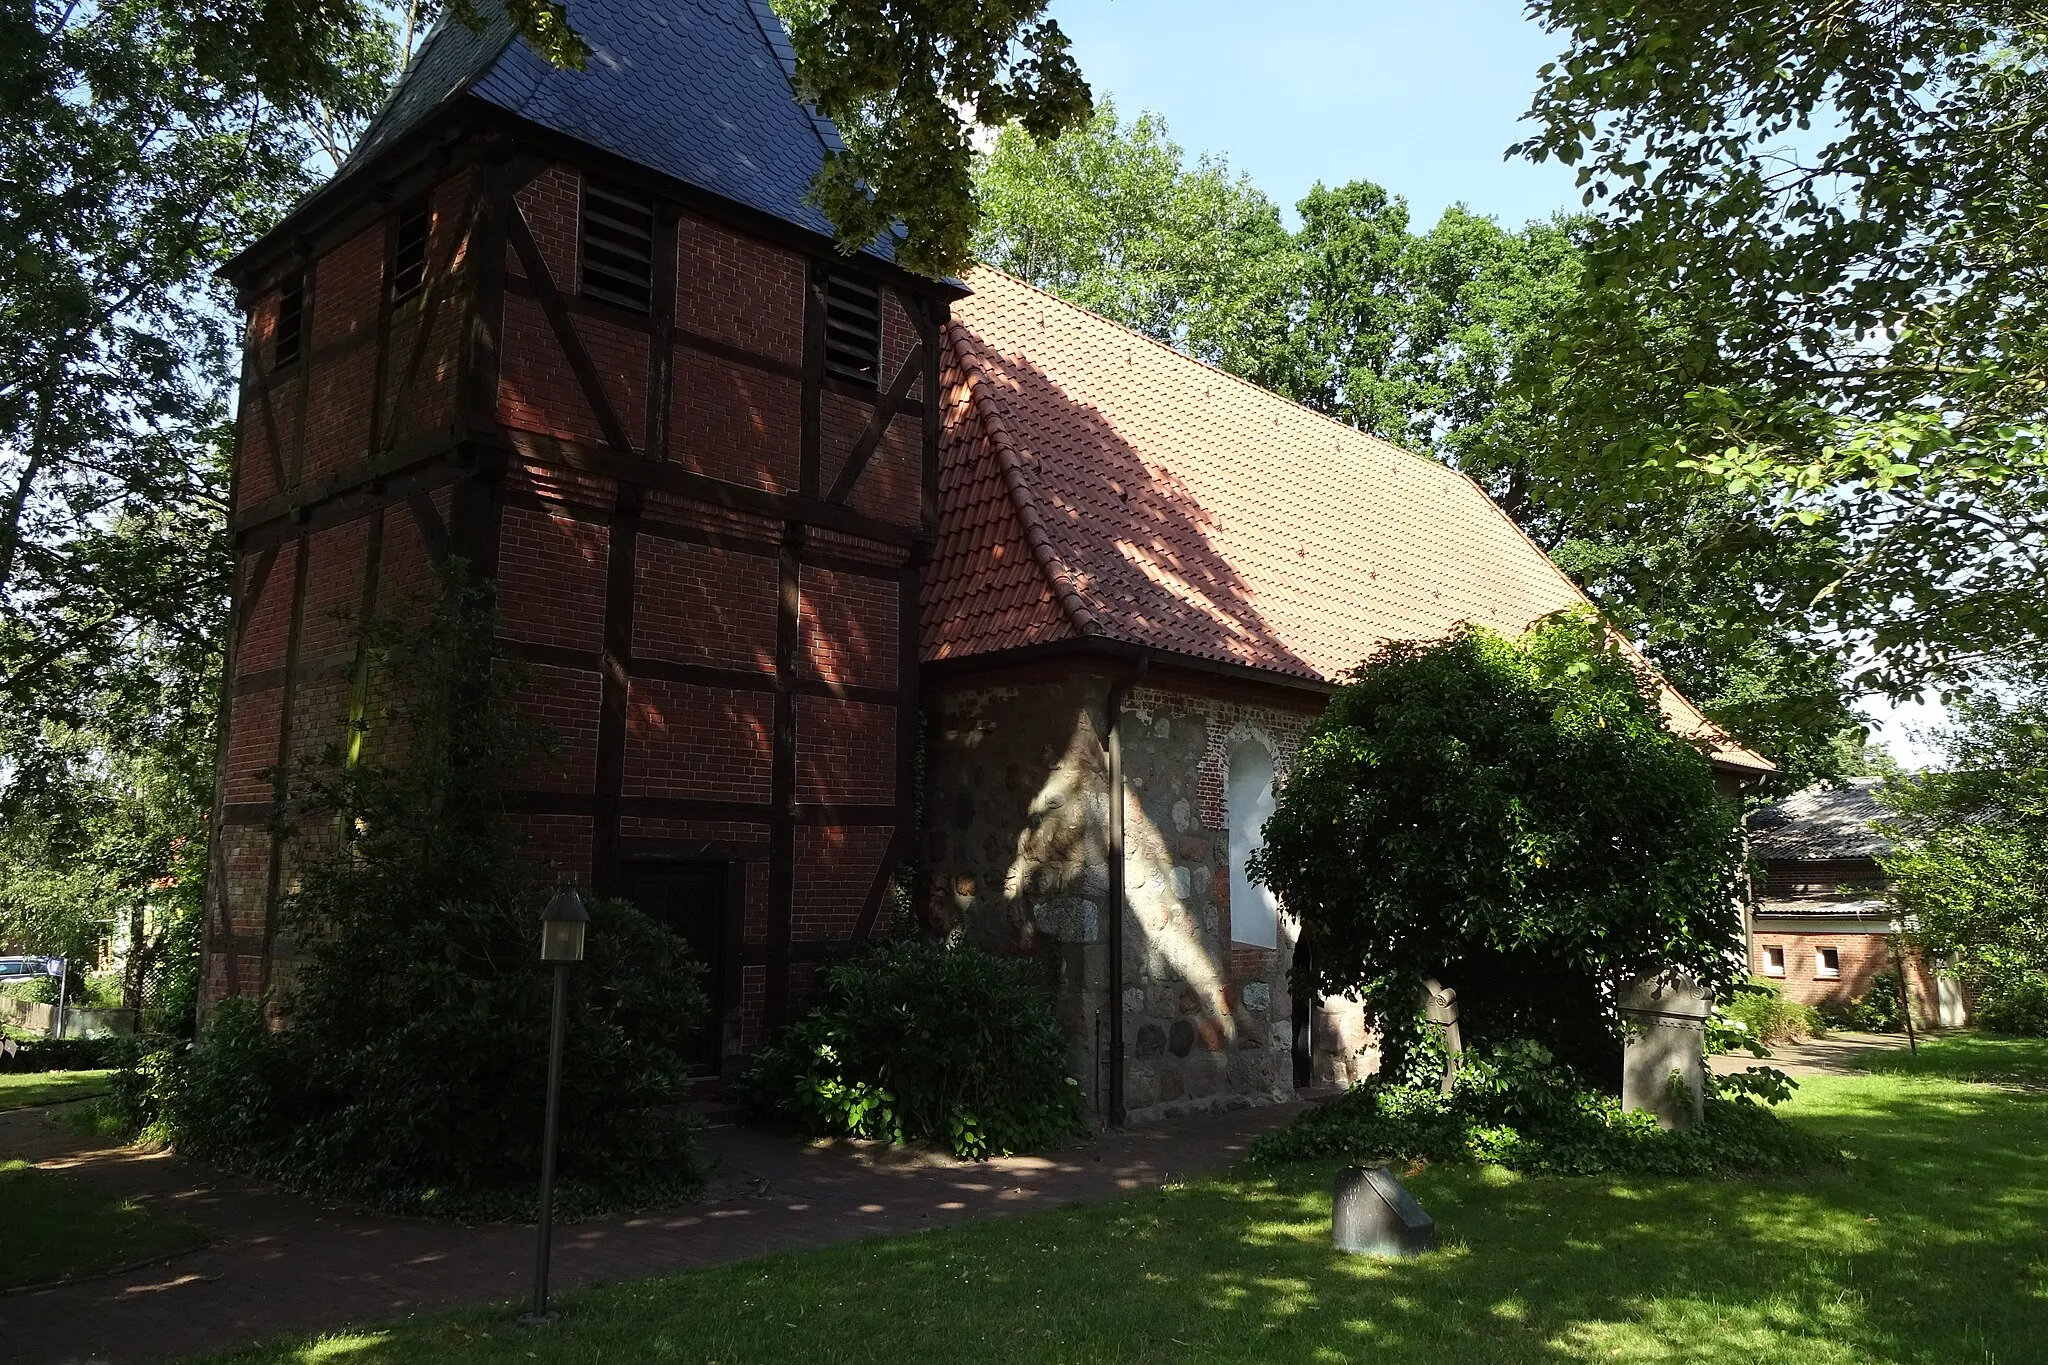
[620,861,730,1076]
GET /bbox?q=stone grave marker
[1619,970,1713,1130]
[1332,1165,1437,1258]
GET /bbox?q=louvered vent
[824,272,882,386]
[580,181,655,312]
[391,193,431,302]
[274,273,305,368]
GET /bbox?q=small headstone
[1618,970,1712,1130]
[1332,1165,1437,1258]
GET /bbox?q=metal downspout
[1104,652,1147,1127]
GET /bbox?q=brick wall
[794,695,896,804]
[211,151,929,1050]
[793,825,895,941]
[799,564,897,688]
[515,664,602,792]
[501,293,606,444]
[1751,927,1939,1019]
[633,536,779,672]
[625,680,775,801]
[498,508,609,653]
[675,214,804,363]
[669,349,800,491]
[516,167,581,291]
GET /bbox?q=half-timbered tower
[207,0,951,1073]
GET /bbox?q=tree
[1517,0,2048,694]
[1250,613,1748,1078]
[769,0,1092,275]
[1,0,402,1018]
[973,101,1295,378]
[1884,683,2048,1033]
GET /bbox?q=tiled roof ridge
[964,265,1462,483]
[943,320,1105,638]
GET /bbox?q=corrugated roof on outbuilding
[1749,778,1894,861]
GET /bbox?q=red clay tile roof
[924,266,1773,774]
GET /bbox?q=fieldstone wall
[926,675,1376,1125]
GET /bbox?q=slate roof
[927,267,1775,774]
[1749,778,1894,861]
[320,0,892,261]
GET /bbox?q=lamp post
[521,883,587,1327]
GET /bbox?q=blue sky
[1045,0,1582,231]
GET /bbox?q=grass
[1859,1031,2048,1086]
[188,1037,2048,1365]
[0,1159,203,1290]
[0,1067,113,1110]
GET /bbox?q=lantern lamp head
[539,885,589,963]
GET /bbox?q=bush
[112,569,711,1219]
[1975,969,2048,1036]
[735,937,1087,1159]
[1818,971,1907,1033]
[1714,979,1823,1049]
[1250,614,1748,1081]
[1249,1040,1828,1177]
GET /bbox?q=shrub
[1975,968,2048,1036]
[735,937,1087,1159]
[1714,979,1823,1049]
[1249,1040,1828,1176]
[1818,971,1907,1033]
[1251,614,1748,1080]
[112,569,710,1219]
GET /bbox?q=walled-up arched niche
[1227,738,1279,948]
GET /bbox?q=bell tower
[208,0,954,1073]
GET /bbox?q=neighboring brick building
[205,0,951,1073]
[920,268,1775,1124]
[1747,779,1958,1025]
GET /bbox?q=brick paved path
[0,1100,1301,1365]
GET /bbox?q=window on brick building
[1762,944,1785,977]
[1816,946,1841,979]
[390,192,431,302]
[274,272,305,368]
[579,180,655,312]
[824,271,882,386]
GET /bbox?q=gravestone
[1422,977,1462,1095]
[1618,971,1712,1130]
[1331,1165,1437,1257]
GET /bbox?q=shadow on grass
[208,1078,2047,1365]
[1859,1033,2048,1087]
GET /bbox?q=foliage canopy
[1883,683,2048,1034]
[1518,0,2048,692]
[1251,613,1747,1073]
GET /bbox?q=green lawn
[0,1068,113,1110]
[1859,1032,2048,1086]
[0,1159,203,1290]
[199,1046,2048,1365]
